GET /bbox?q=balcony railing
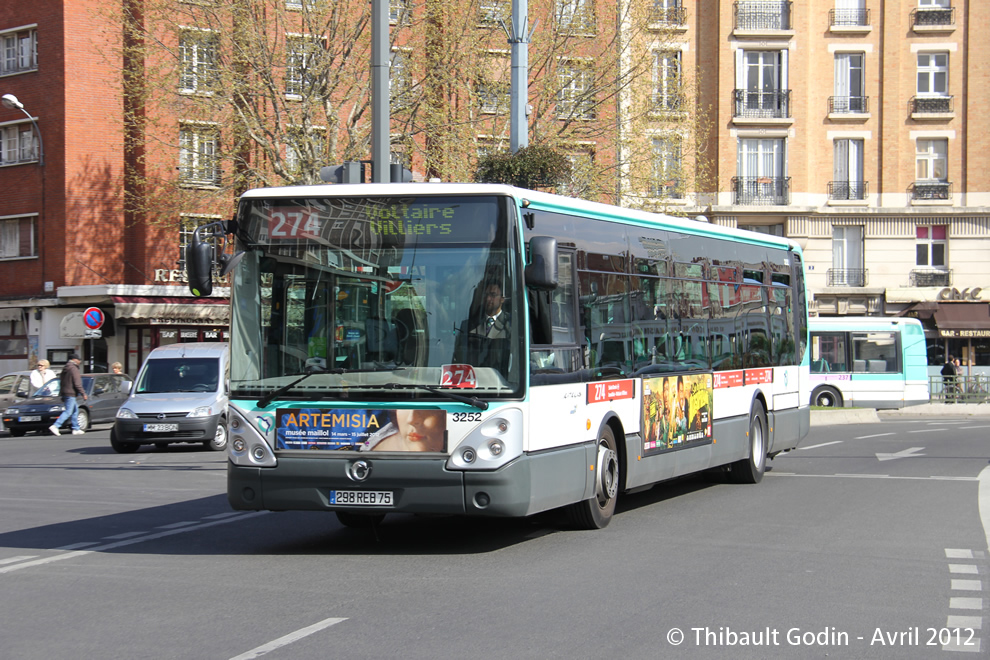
[912,96,953,114]
[649,2,686,26]
[829,8,870,27]
[911,181,952,201]
[733,89,791,119]
[828,181,868,201]
[910,269,952,287]
[650,179,683,199]
[912,7,955,27]
[828,95,869,114]
[826,268,868,287]
[731,176,790,205]
[734,1,792,31]
[650,93,684,113]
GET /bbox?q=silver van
[111,343,229,453]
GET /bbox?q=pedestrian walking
[49,353,88,435]
[941,355,959,403]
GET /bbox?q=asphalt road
[1,418,989,659]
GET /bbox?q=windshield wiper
[256,366,404,408]
[383,383,489,410]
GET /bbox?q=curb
[810,409,881,426]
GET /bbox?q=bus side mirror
[525,236,558,291]
[187,225,217,297]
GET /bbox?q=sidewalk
[811,402,990,426]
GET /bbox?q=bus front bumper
[227,454,538,518]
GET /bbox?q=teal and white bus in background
[187,183,811,529]
[809,316,929,409]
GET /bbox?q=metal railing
[912,95,954,114]
[910,269,951,287]
[731,176,790,205]
[912,7,955,27]
[733,89,791,119]
[828,95,869,114]
[649,3,686,26]
[930,375,990,404]
[734,1,792,30]
[651,93,684,113]
[828,181,868,201]
[829,8,870,27]
[826,268,868,287]
[911,181,952,201]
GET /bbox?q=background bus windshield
[231,195,521,396]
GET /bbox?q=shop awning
[933,302,990,337]
[112,297,229,325]
[0,308,24,323]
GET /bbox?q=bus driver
[453,280,511,372]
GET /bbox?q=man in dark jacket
[941,355,959,403]
[49,353,88,435]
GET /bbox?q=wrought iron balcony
[829,8,870,27]
[734,1,792,31]
[828,181,868,201]
[731,176,790,206]
[910,269,951,287]
[911,96,953,114]
[912,7,955,27]
[828,96,869,114]
[911,181,952,201]
[826,268,868,287]
[649,2,686,26]
[733,89,791,119]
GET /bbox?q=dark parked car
[0,370,36,434]
[1,373,133,436]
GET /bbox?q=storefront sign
[939,329,990,338]
[938,287,983,301]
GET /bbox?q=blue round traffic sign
[83,307,105,330]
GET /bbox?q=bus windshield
[230,194,522,400]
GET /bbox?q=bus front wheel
[567,425,620,530]
[730,402,767,485]
[813,386,843,408]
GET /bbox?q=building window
[477,54,510,114]
[735,50,789,118]
[832,53,865,112]
[1,27,37,75]
[286,35,326,98]
[917,52,948,97]
[652,50,682,112]
[0,122,38,165]
[286,0,318,8]
[734,0,791,31]
[651,136,682,198]
[390,50,412,110]
[557,0,595,34]
[831,225,865,286]
[179,29,219,94]
[832,138,865,200]
[285,127,326,175]
[478,0,510,24]
[735,137,787,205]
[390,0,409,24]
[179,125,221,186]
[832,0,868,27]
[177,215,221,271]
[650,0,685,26]
[916,225,947,269]
[913,138,949,199]
[557,61,595,120]
[743,224,784,237]
[0,214,37,259]
[558,150,594,197]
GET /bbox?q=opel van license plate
[143,423,178,432]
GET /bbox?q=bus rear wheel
[567,425,620,529]
[730,402,767,484]
[813,386,842,408]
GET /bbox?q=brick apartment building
[1,0,989,377]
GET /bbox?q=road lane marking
[156,521,198,529]
[952,579,983,591]
[0,511,268,575]
[948,549,976,559]
[948,616,983,630]
[910,428,945,433]
[768,473,978,482]
[54,542,99,551]
[950,597,983,610]
[855,433,895,440]
[876,447,926,461]
[103,531,147,540]
[798,441,843,450]
[228,617,348,660]
[979,466,990,558]
[0,555,37,566]
[960,426,990,430]
[950,564,980,574]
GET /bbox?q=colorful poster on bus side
[275,408,447,452]
[641,373,713,455]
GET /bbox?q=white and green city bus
[187,183,811,529]
[809,316,929,408]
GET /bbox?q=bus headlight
[232,436,246,452]
[446,408,523,471]
[227,408,276,468]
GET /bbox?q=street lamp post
[2,93,44,165]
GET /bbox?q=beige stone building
[624,0,990,368]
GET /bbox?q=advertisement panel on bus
[276,407,447,452]
[641,373,713,455]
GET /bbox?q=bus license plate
[143,423,179,432]
[19,416,41,422]
[330,490,393,506]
